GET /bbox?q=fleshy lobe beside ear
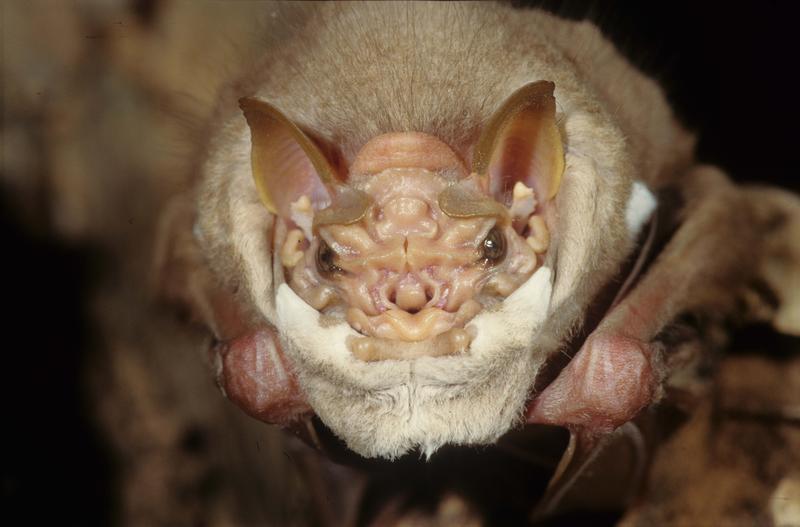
[472,81,565,205]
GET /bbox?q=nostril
[425,286,434,303]
[394,279,428,313]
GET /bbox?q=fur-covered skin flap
[189,3,799,466]
[195,3,677,458]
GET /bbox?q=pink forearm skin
[216,327,312,425]
[526,332,656,432]
[527,171,749,432]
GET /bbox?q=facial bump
[285,167,541,344]
[375,197,437,239]
[388,275,434,313]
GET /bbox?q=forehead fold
[350,132,468,176]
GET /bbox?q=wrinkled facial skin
[286,170,539,349]
[186,5,800,519]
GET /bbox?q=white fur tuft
[275,267,553,458]
[625,181,657,238]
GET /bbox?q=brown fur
[8,0,798,522]
[191,2,701,458]
[197,1,693,318]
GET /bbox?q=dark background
[2,1,798,524]
[524,0,800,193]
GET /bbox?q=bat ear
[239,97,338,219]
[472,81,565,205]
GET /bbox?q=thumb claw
[533,422,649,519]
[534,428,603,517]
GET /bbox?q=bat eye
[316,240,342,276]
[481,227,506,264]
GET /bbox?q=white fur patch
[275,267,553,458]
[625,181,657,238]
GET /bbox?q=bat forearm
[528,166,765,431]
[215,326,311,425]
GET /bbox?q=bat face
[194,3,712,460]
[284,133,542,359]
[230,81,569,457]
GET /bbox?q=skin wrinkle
[277,132,542,345]
[195,2,711,458]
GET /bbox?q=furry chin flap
[275,267,554,459]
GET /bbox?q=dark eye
[316,240,342,276]
[481,227,506,264]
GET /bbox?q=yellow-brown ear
[239,97,338,218]
[472,81,565,204]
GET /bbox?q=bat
[154,1,800,518]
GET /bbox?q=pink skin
[214,301,660,434]
[526,332,657,433]
[195,275,311,425]
[289,133,539,343]
[215,327,311,425]
[524,244,670,515]
[525,244,670,432]
[222,136,726,442]
[526,177,750,517]
[314,172,500,324]
[217,138,761,521]
[349,131,469,175]
[525,177,740,432]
